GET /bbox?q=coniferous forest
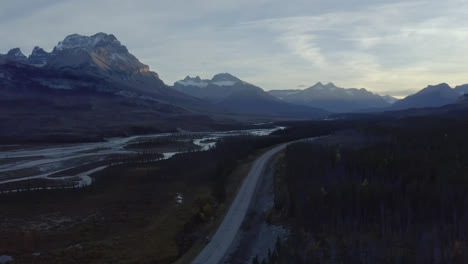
[266,116,468,263]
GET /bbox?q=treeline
[273,117,383,139]
[267,117,468,263]
[125,134,199,151]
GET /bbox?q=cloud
[1,0,468,96]
[241,0,468,95]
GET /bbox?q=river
[0,127,284,192]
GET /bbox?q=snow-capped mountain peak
[54,32,120,51]
[175,73,243,88]
[177,76,209,88]
[45,32,154,77]
[183,75,202,82]
[211,73,241,84]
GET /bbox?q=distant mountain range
[268,82,396,112]
[1,32,468,142]
[173,74,326,117]
[0,33,325,142]
[268,82,468,113]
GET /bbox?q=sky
[1,0,468,97]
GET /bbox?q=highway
[192,139,315,264]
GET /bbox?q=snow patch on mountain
[175,75,239,88]
[176,79,209,88]
[212,80,238,86]
[54,32,117,51]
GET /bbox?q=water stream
[0,127,284,191]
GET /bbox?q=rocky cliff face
[28,46,50,67]
[47,33,154,78]
[1,33,156,79]
[4,48,28,63]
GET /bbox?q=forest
[263,116,468,263]
[0,121,337,263]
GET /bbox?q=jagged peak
[31,46,48,56]
[310,82,339,90]
[184,75,202,82]
[6,48,26,58]
[54,32,121,52]
[176,73,244,87]
[311,82,338,88]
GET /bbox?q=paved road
[192,139,314,264]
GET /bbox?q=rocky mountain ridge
[269,82,392,113]
[173,73,326,117]
[392,83,468,110]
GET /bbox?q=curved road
[192,139,315,264]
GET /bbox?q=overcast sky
[2,0,467,97]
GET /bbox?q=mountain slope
[4,48,28,63]
[46,33,208,108]
[0,33,231,142]
[47,33,151,77]
[28,46,50,67]
[454,84,468,96]
[392,83,459,110]
[2,33,204,109]
[174,73,327,117]
[269,82,390,113]
[0,58,220,143]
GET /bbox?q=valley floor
[0,127,292,264]
[0,127,281,193]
